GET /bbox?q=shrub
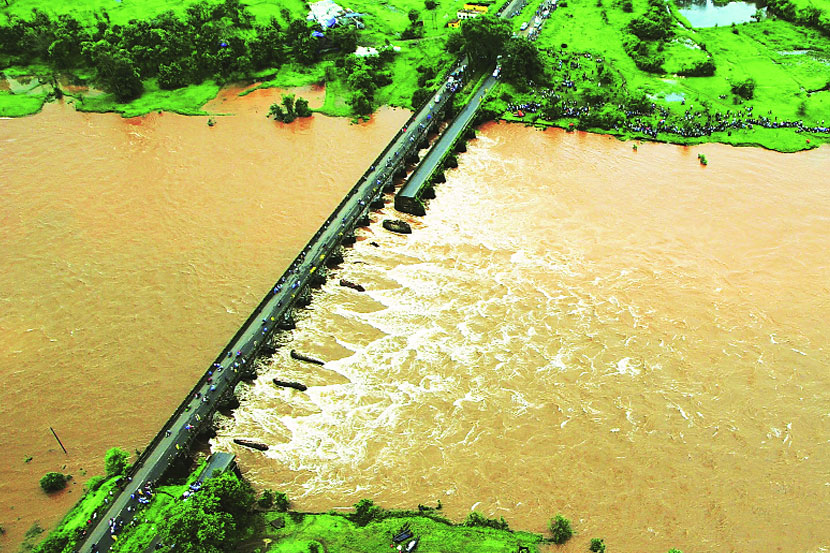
[84,475,106,493]
[157,62,188,90]
[463,511,510,530]
[549,514,573,544]
[678,58,715,76]
[590,538,607,553]
[731,77,756,99]
[273,491,289,512]
[412,87,433,107]
[425,0,437,8]
[352,499,383,526]
[104,447,129,477]
[258,489,274,509]
[33,532,69,553]
[40,472,69,493]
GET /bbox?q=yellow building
[463,2,490,12]
[448,18,461,27]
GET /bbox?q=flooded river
[1,92,828,553]
[214,124,830,553]
[0,89,408,547]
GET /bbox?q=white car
[492,65,501,78]
[434,93,442,103]
[520,22,528,31]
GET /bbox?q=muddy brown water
[1,90,828,553]
[0,87,408,548]
[213,123,830,553]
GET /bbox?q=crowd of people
[514,49,830,140]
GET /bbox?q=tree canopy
[459,15,510,67]
[159,472,254,553]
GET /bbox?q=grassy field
[493,0,830,150]
[264,512,546,553]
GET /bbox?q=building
[307,0,345,28]
[456,9,483,20]
[463,2,491,13]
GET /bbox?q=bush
[549,514,573,544]
[590,538,607,553]
[273,491,289,512]
[731,77,756,99]
[84,475,106,493]
[295,98,312,118]
[463,511,510,530]
[258,489,274,509]
[33,532,69,553]
[678,58,715,77]
[351,499,383,526]
[158,62,188,90]
[40,472,69,493]
[425,0,437,8]
[104,447,129,477]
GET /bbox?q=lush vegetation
[159,472,255,553]
[104,447,130,477]
[265,508,544,553]
[486,0,830,151]
[548,513,573,544]
[268,93,312,122]
[0,0,463,117]
[39,472,70,493]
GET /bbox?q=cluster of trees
[446,15,543,86]
[268,93,312,122]
[0,0,358,102]
[402,9,425,39]
[340,50,394,116]
[730,77,756,99]
[160,472,255,553]
[766,0,830,36]
[621,0,674,73]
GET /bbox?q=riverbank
[486,0,830,152]
[3,0,828,151]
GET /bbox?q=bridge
[76,4,524,552]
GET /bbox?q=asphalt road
[398,74,498,200]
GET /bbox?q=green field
[264,512,546,553]
[488,0,830,150]
[2,0,828,150]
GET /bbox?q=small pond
[675,0,766,27]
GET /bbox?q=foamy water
[215,124,830,553]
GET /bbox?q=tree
[160,472,254,553]
[104,447,129,477]
[459,15,510,67]
[731,77,756,99]
[294,97,312,117]
[352,499,382,526]
[425,0,437,8]
[273,491,289,511]
[549,514,573,544]
[40,472,69,493]
[501,37,543,87]
[158,61,188,89]
[408,9,421,23]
